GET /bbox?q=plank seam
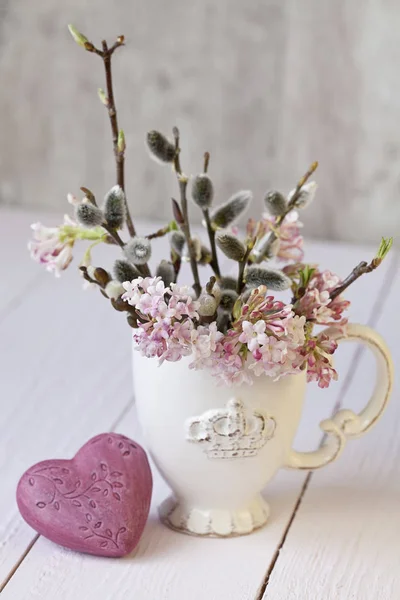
[257,252,400,599]
[0,535,39,594]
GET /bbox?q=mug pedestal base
[159,494,270,537]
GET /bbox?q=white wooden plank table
[0,207,398,600]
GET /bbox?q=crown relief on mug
[27,25,393,389]
[185,399,276,459]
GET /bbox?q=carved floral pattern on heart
[17,433,153,557]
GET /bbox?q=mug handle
[286,323,393,470]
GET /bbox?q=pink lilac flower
[190,322,223,366]
[239,320,268,352]
[28,215,77,277]
[194,287,308,385]
[262,210,304,262]
[123,277,200,364]
[294,269,350,326]
[295,332,339,388]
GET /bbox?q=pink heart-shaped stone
[17,433,152,557]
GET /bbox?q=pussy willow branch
[261,161,318,259]
[329,258,382,302]
[201,152,220,278]
[173,128,202,297]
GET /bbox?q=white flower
[239,320,268,352]
[28,215,77,277]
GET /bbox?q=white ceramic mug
[132,323,393,537]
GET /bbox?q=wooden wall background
[0,0,399,243]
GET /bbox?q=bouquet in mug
[29,26,393,389]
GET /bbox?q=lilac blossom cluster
[121,276,346,388]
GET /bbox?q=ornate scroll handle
[286,323,393,470]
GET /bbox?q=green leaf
[299,264,316,289]
[376,237,393,260]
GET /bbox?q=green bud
[118,130,126,153]
[68,24,90,48]
[376,237,393,260]
[98,88,109,106]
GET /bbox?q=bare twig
[100,39,136,238]
[329,258,381,302]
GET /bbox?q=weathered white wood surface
[0,207,397,599]
[0,1,400,243]
[264,255,400,600]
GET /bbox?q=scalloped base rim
[158,495,270,537]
